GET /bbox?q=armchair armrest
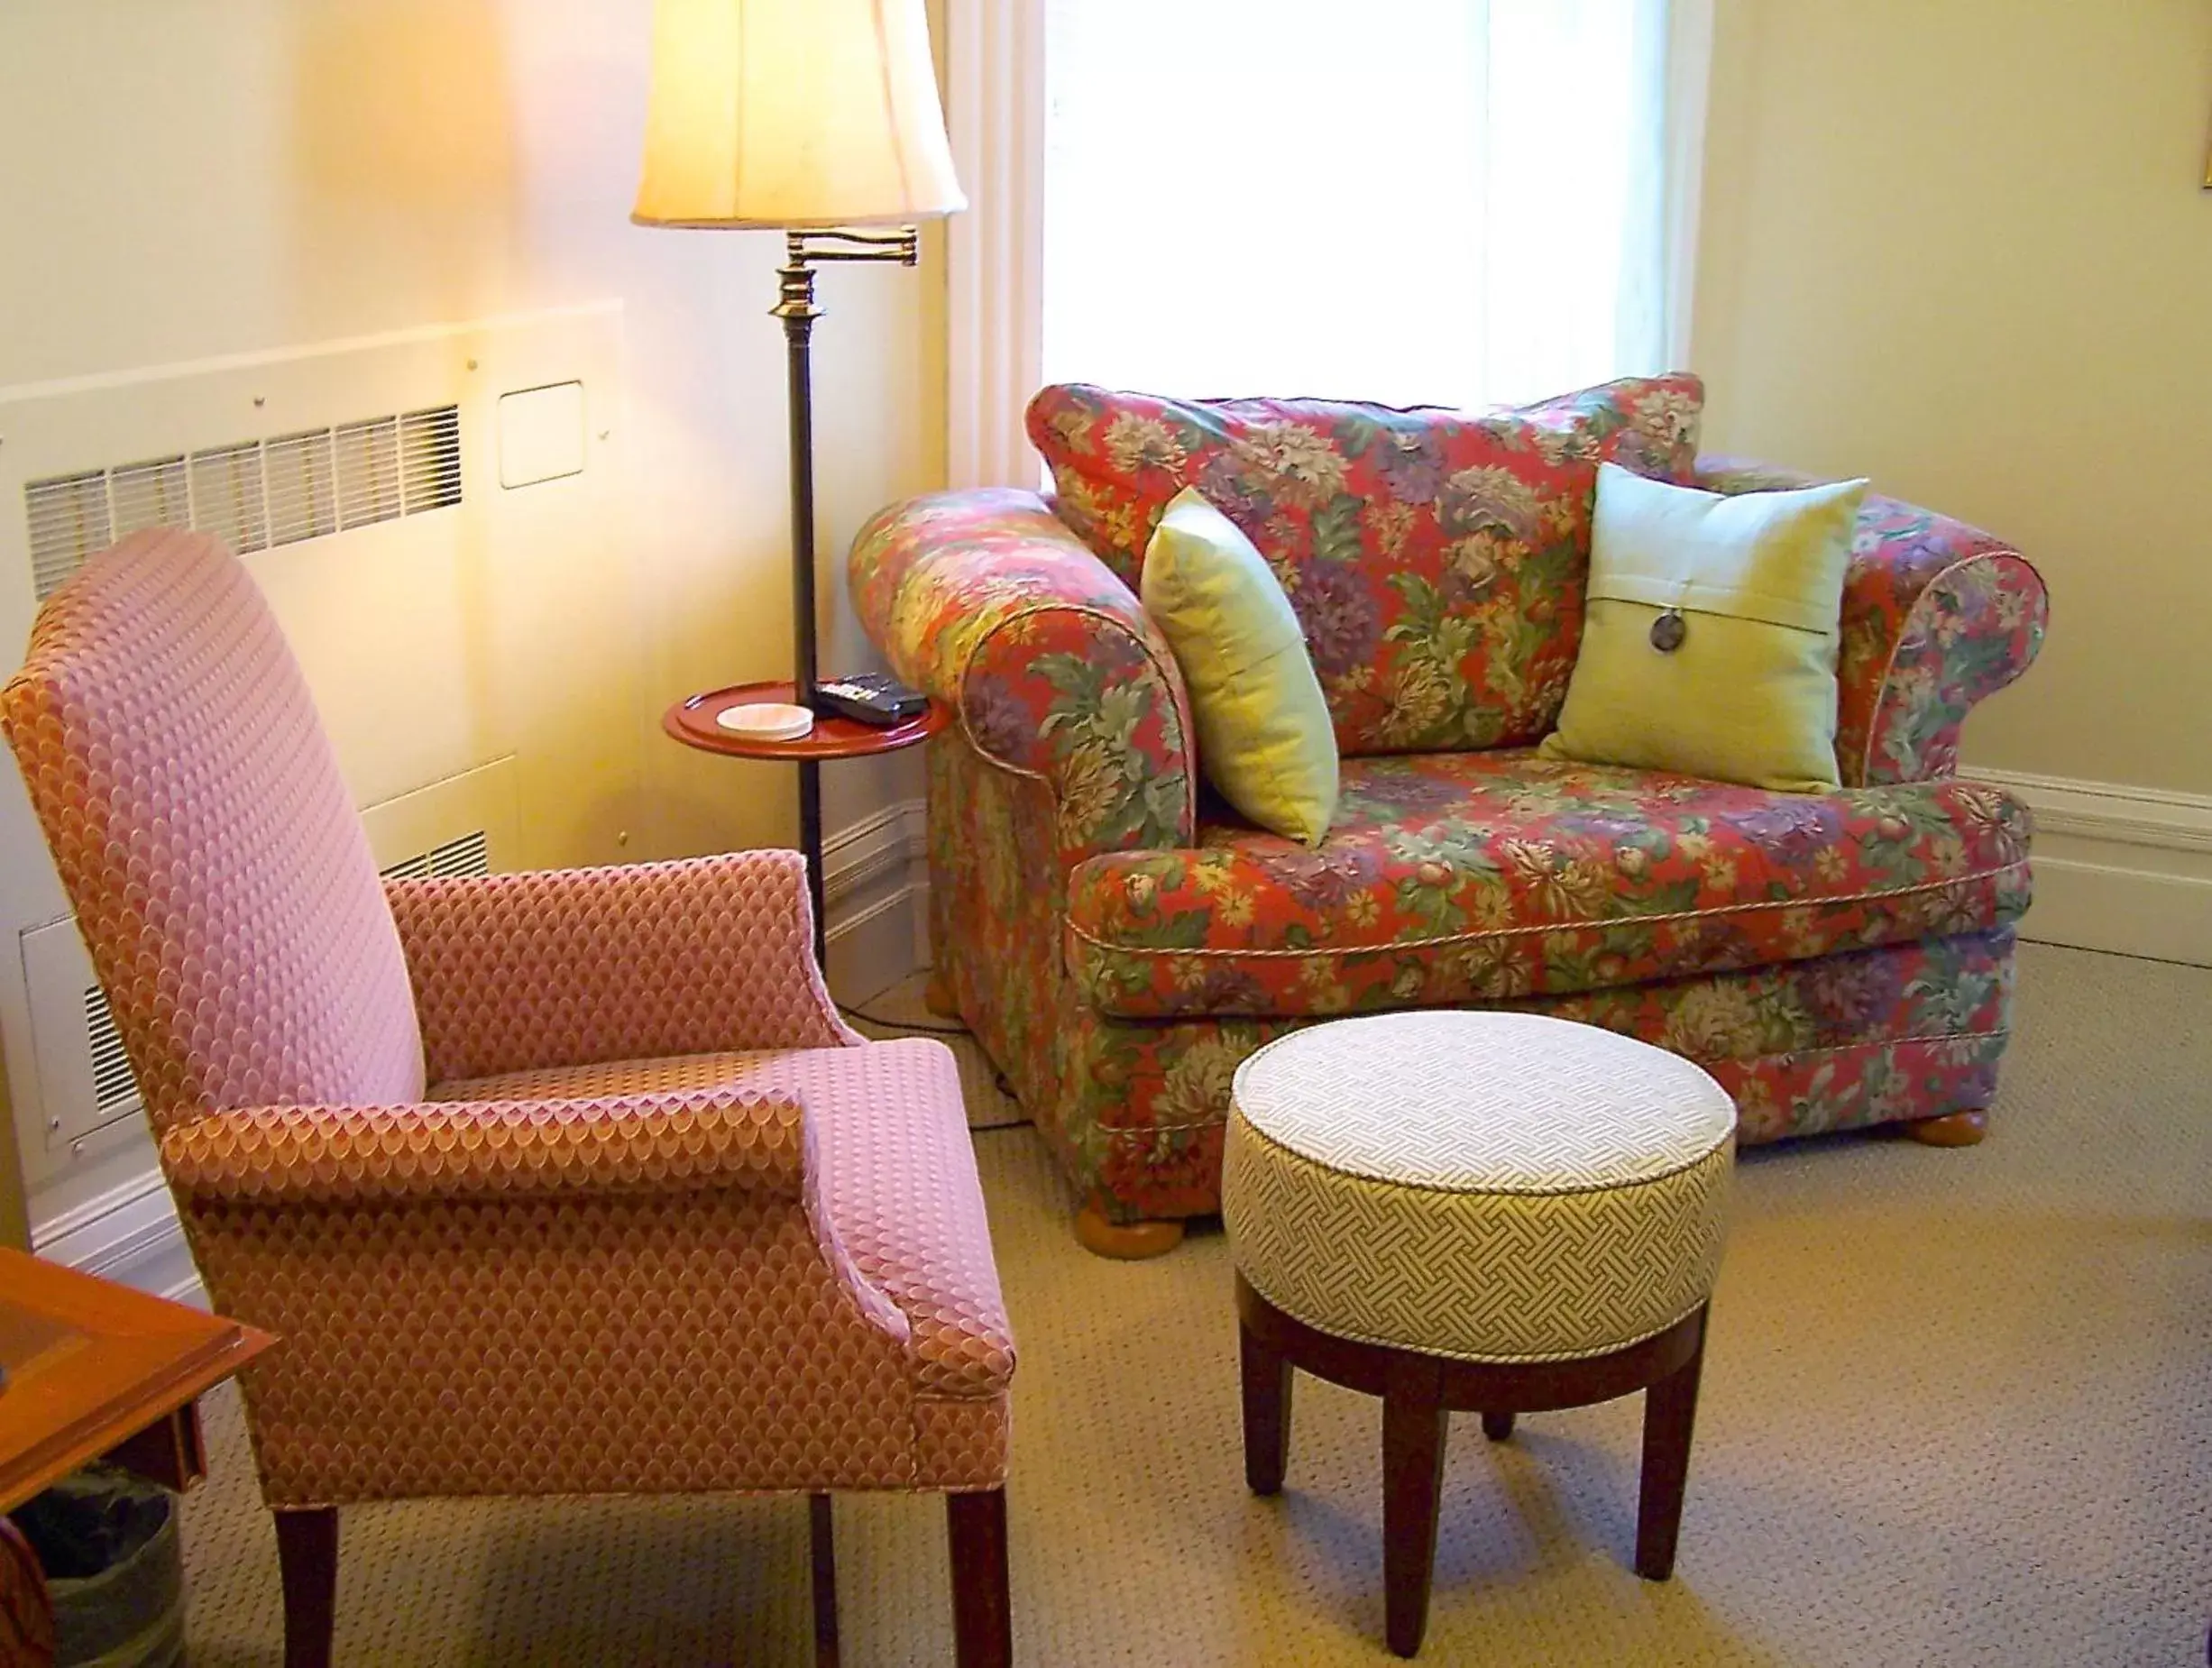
[849,489,1197,867]
[160,1087,809,1205]
[1695,458,2048,785]
[386,850,858,1086]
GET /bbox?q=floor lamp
[632,0,965,955]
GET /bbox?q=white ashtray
[717,701,815,742]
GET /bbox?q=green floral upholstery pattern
[1026,375,1704,756]
[849,378,2048,1225]
[1066,751,2032,1019]
[850,489,1195,867]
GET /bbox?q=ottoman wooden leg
[1634,1308,1709,1581]
[1240,1318,1294,1496]
[1480,1411,1515,1442]
[1381,1355,1449,1658]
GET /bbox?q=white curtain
[943,0,1046,489]
[944,1,1709,479]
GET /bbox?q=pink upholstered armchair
[2,529,1016,1666]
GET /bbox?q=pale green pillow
[1142,487,1338,844]
[1542,463,1869,793]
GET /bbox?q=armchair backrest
[2,529,425,1134]
[1027,375,1704,758]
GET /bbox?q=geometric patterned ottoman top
[1223,1011,1737,1364]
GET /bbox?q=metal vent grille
[110,456,189,537]
[399,406,464,514]
[83,985,140,1120]
[335,417,402,528]
[266,429,338,546]
[25,472,111,600]
[22,400,465,600]
[380,828,491,883]
[188,443,269,555]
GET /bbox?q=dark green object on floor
[12,1468,183,1668]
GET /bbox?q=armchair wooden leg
[810,1494,840,1668]
[274,1508,337,1668]
[1381,1356,1448,1659]
[1480,1411,1515,1442]
[1240,1316,1294,1496]
[1902,1109,1987,1147]
[1073,1200,1184,1260]
[946,1489,1012,1668]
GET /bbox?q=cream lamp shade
[633,0,966,229]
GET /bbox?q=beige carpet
[174,942,2210,1665]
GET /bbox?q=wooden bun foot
[1902,1109,1988,1148]
[1074,1201,1186,1260]
[922,969,960,1020]
[1481,1411,1516,1442]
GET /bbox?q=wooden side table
[664,680,949,964]
[1,1250,274,1665]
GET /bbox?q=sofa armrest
[160,1087,811,1205]
[1695,458,2048,785]
[386,850,858,1085]
[849,488,1198,866]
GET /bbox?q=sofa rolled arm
[1696,458,2048,785]
[849,488,1198,866]
[160,1087,811,1205]
[387,850,858,1086]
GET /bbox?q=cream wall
[0,0,945,857]
[1693,0,2212,796]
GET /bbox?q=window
[1041,1,1674,408]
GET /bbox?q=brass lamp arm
[774,230,919,321]
[785,228,922,267]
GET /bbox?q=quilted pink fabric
[387,857,859,1083]
[1,530,1013,1505]
[162,1089,814,1204]
[0,528,425,1130]
[437,1039,1017,1407]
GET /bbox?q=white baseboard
[32,1165,198,1302]
[1966,767,2212,967]
[38,800,935,1301]
[822,796,929,1002]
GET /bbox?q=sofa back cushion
[1028,375,1703,755]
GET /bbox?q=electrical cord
[835,1001,970,1037]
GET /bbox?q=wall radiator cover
[24,404,463,600]
[0,307,630,1283]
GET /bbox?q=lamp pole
[770,228,921,965]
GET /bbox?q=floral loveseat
[849,376,2047,1253]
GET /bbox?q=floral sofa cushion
[1025,375,1704,756]
[1065,750,2032,1020]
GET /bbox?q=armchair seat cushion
[436,1036,1014,1407]
[1066,750,2032,1020]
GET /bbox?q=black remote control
[815,674,927,727]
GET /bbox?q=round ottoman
[1222,1010,1736,1658]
